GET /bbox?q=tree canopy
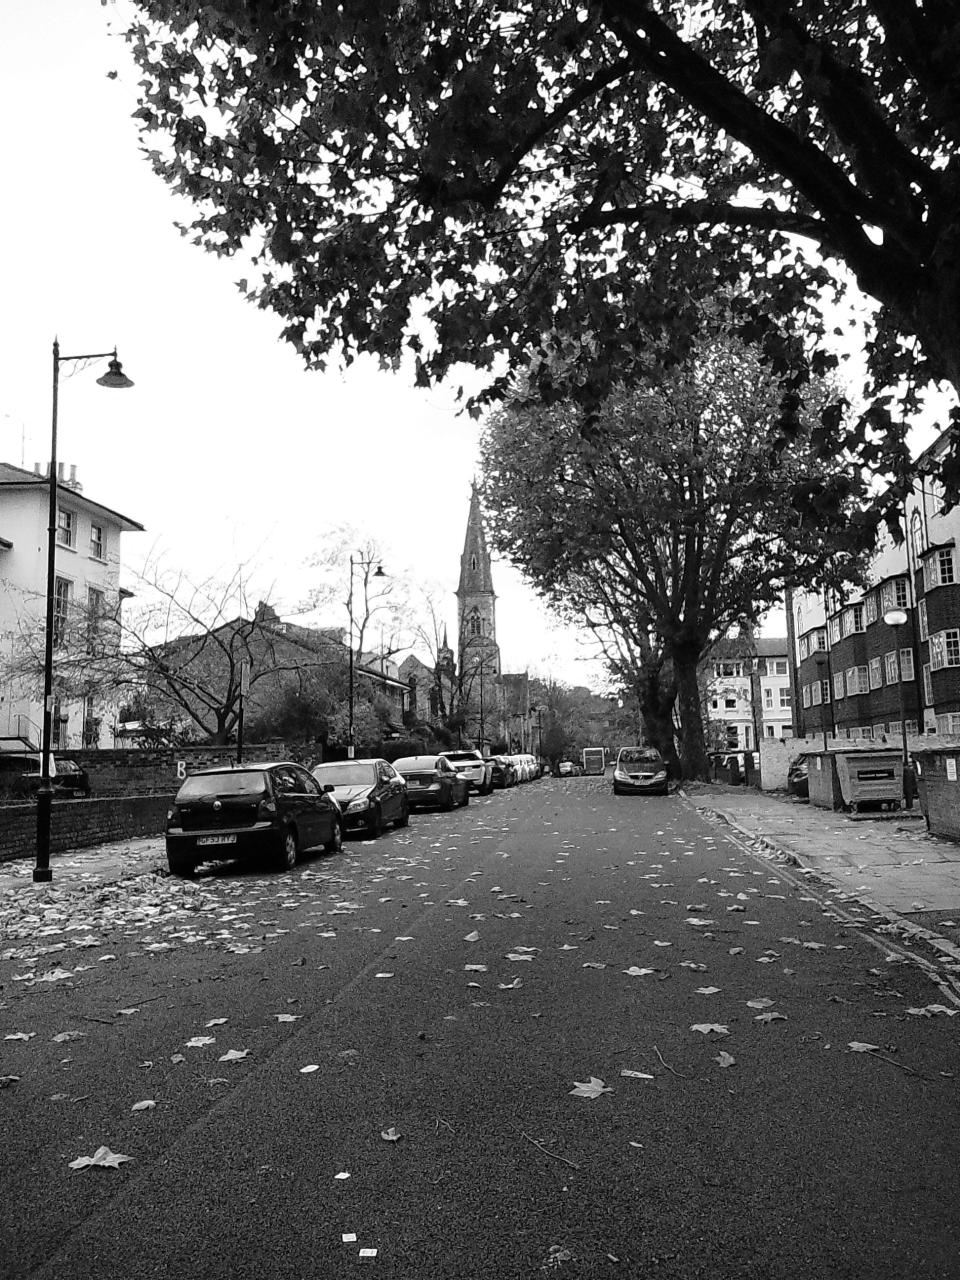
[479,331,863,776]
[125,1,960,473]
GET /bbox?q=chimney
[67,464,82,492]
[57,462,64,481]
[34,462,41,475]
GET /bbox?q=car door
[295,766,330,847]
[377,762,400,822]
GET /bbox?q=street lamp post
[347,555,385,759]
[883,608,911,803]
[34,340,133,883]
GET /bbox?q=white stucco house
[0,461,143,748]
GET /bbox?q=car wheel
[167,853,195,878]
[395,800,410,828]
[278,827,299,871]
[367,805,384,839]
[325,819,343,854]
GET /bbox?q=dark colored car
[489,755,518,788]
[311,758,410,837]
[165,761,342,877]
[392,755,469,811]
[612,747,670,796]
[0,753,91,798]
[786,755,809,799]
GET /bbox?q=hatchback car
[0,753,92,798]
[489,755,518,788]
[439,749,494,794]
[612,747,669,796]
[392,755,469,810]
[165,762,342,876]
[311,758,409,837]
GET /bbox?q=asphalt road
[2,776,959,1279]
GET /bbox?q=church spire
[457,482,495,598]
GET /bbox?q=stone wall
[0,794,173,864]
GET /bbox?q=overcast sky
[0,0,609,688]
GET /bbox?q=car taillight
[166,809,175,824]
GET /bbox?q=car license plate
[197,834,237,846]
[407,781,422,788]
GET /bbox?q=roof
[709,636,789,659]
[0,461,144,533]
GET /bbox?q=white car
[438,750,494,795]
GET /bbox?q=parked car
[392,755,469,810]
[165,761,342,877]
[489,755,518,788]
[612,747,669,796]
[0,752,91,797]
[439,749,494,795]
[786,755,809,799]
[311,758,410,837]
[558,760,581,777]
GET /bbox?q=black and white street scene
[3,3,960,1277]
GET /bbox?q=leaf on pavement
[185,1036,215,1048]
[131,1100,156,1111]
[51,1031,86,1044]
[334,1171,351,1179]
[582,962,606,970]
[696,987,721,995]
[463,931,480,942]
[5,1033,35,1041]
[746,998,774,1009]
[205,1018,228,1027]
[274,1014,302,1022]
[505,953,534,961]
[299,1064,320,1073]
[685,919,715,927]
[623,966,656,976]
[728,947,744,956]
[569,1076,613,1099]
[68,1146,133,1171]
[690,1024,729,1036]
[0,1076,21,1088]
[464,964,487,972]
[714,1051,736,1068]
[380,1126,401,1141]
[848,1042,879,1053]
[679,961,707,971]
[907,1004,958,1017]
[218,1049,249,1062]
[116,1008,140,1016]
[170,1054,185,1064]
[653,940,673,947]
[754,1012,787,1023]
[620,1069,654,1079]
[498,977,522,989]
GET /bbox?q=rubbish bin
[913,748,960,839]
[833,748,904,813]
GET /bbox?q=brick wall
[0,794,173,864]
[62,742,320,796]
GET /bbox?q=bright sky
[0,0,608,688]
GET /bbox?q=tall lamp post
[34,340,133,883]
[347,555,385,759]
[883,608,911,799]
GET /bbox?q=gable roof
[0,461,144,533]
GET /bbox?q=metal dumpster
[833,748,903,813]
[913,748,960,839]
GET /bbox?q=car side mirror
[322,783,335,792]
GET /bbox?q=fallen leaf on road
[68,1146,132,1170]
[218,1049,249,1062]
[463,931,480,942]
[582,962,606,970]
[907,1004,958,1017]
[623,967,656,977]
[5,1033,35,1041]
[498,978,523,989]
[334,1171,351,1180]
[170,1054,185,1064]
[464,964,487,972]
[754,1012,787,1023]
[690,1024,729,1036]
[274,1014,302,1023]
[299,1065,320,1073]
[185,1036,215,1048]
[620,1069,654,1079]
[679,961,708,972]
[746,998,774,1009]
[131,1100,155,1111]
[848,1042,880,1053]
[51,1030,87,1044]
[0,1076,21,1087]
[205,1018,228,1027]
[569,1076,613,1099]
[380,1127,401,1141]
[728,947,744,956]
[505,953,534,961]
[696,987,721,995]
[375,973,394,979]
[685,919,715,927]
[714,1051,736,1068]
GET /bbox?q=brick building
[793,425,960,740]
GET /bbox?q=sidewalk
[0,835,164,896]
[685,782,960,961]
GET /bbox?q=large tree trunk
[637,673,681,779]
[674,653,709,781]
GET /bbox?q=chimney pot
[57,462,64,480]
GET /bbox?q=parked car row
[165,749,546,876]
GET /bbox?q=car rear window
[176,771,268,800]
[393,757,438,771]
[443,752,479,763]
[313,763,376,785]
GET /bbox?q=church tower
[456,483,502,747]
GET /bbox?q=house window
[888,720,901,738]
[90,524,105,559]
[924,548,957,590]
[905,720,918,736]
[833,672,844,700]
[919,599,928,641]
[764,688,773,708]
[765,724,775,737]
[936,712,960,736]
[861,726,873,740]
[929,629,960,671]
[52,699,65,749]
[802,685,811,708]
[894,579,909,609]
[911,511,924,558]
[857,665,869,692]
[885,650,899,682]
[815,630,827,651]
[799,636,809,660]
[53,576,71,647]
[845,667,857,697]
[842,606,864,636]
[87,587,105,651]
[829,617,841,644]
[710,698,718,710]
[779,688,791,708]
[869,657,883,689]
[900,648,915,682]
[923,664,933,704]
[773,660,787,675]
[811,682,822,706]
[864,594,877,625]
[56,508,74,548]
[724,697,737,710]
[821,679,830,704]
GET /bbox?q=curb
[682,790,960,973]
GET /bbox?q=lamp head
[96,355,134,389]
[374,563,386,578]
[883,608,908,627]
